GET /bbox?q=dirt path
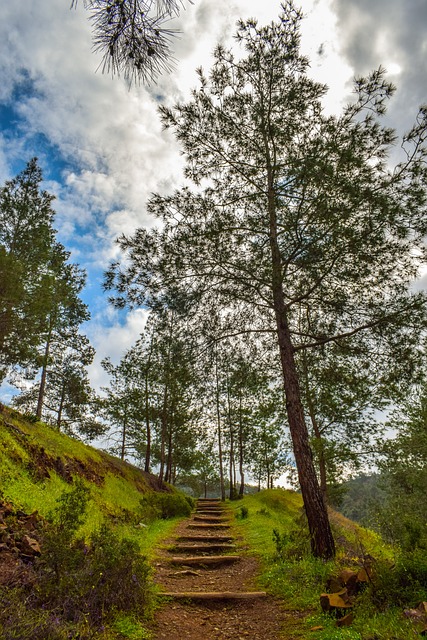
[148,499,288,639]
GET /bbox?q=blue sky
[0,0,426,399]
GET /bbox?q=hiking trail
[149,498,292,639]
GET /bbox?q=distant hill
[337,473,388,525]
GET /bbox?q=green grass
[233,490,422,639]
[0,405,194,639]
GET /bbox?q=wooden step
[169,555,240,566]
[178,535,233,543]
[188,523,230,529]
[161,591,267,601]
[170,543,236,553]
[193,515,228,523]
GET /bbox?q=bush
[47,525,152,624]
[139,492,193,521]
[369,548,427,608]
[272,523,311,560]
[236,505,249,519]
[0,483,153,639]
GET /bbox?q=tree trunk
[229,430,234,500]
[267,175,335,559]
[158,385,168,482]
[36,321,53,420]
[215,353,226,501]
[120,413,127,461]
[238,394,244,497]
[56,380,66,431]
[308,402,328,505]
[144,361,151,473]
[165,421,173,483]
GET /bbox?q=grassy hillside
[0,404,174,539]
[0,404,193,639]
[232,490,427,639]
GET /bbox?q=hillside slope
[0,403,169,531]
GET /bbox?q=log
[169,555,240,566]
[160,591,267,601]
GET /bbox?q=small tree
[0,159,56,378]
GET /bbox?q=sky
[0,0,426,401]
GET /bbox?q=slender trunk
[308,402,328,505]
[56,380,66,431]
[144,359,151,473]
[238,392,245,497]
[266,169,335,558]
[301,351,328,504]
[158,385,168,482]
[229,430,234,500]
[120,413,127,461]
[215,352,226,501]
[36,320,53,419]
[227,373,235,500]
[165,420,173,483]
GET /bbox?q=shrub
[49,525,152,624]
[369,548,427,608]
[0,483,153,638]
[236,505,249,519]
[139,492,193,521]
[43,480,90,581]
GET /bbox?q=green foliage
[112,614,152,640]
[139,491,194,521]
[236,505,249,519]
[367,549,427,609]
[376,388,427,550]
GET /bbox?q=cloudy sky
[0,0,426,398]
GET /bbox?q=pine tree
[105,4,427,557]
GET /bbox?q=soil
[148,501,290,640]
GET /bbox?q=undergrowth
[0,408,194,639]
[0,482,155,639]
[234,489,427,639]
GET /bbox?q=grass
[233,490,424,639]
[0,405,192,639]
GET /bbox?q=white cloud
[87,308,150,391]
[1,0,425,396]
